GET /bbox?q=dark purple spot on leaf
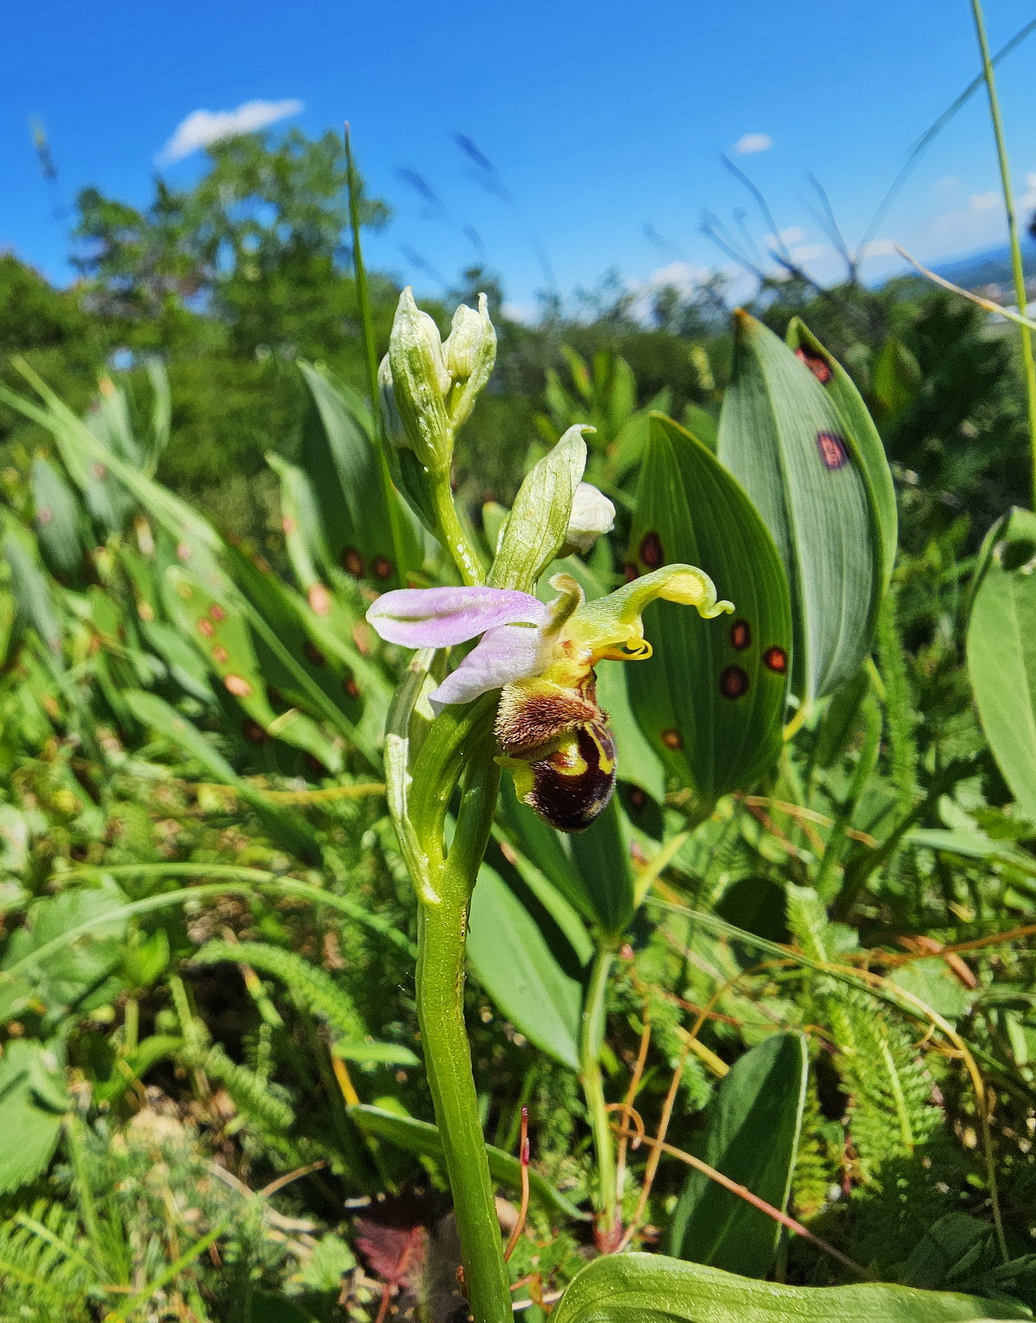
[730,619,752,651]
[304,640,327,667]
[624,562,639,583]
[816,431,848,470]
[720,665,749,699]
[661,728,683,750]
[639,531,664,569]
[343,674,361,700]
[242,719,269,744]
[372,555,394,581]
[341,546,365,577]
[795,347,832,384]
[763,646,788,674]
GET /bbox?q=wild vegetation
[1,77,1036,1323]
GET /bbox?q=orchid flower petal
[366,586,548,648]
[429,622,545,713]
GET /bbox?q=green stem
[580,942,618,1234]
[415,750,510,1323]
[429,469,485,586]
[123,995,139,1057]
[969,0,1036,506]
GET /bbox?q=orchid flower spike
[367,566,733,832]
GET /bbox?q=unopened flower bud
[378,354,407,449]
[387,288,453,469]
[442,294,496,432]
[562,482,616,555]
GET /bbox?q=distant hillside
[933,240,1036,291]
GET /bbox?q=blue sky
[3,0,1035,317]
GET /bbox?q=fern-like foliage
[202,1041,296,1134]
[0,1199,94,1322]
[194,939,368,1042]
[786,885,941,1182]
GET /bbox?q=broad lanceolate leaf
[3,516,64,660]
[968,507,1036,821]
[468,862,585,1069]
[786,318,899,589]
[489,426,588,592]
[31,456,88,581]
[628,414,791,805]
[299,362,419,590]
[667,1032,808,1277]
[552,1253,1028,1323]
[718,312,883,703]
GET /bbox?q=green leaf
[594,661,666,805]
[250,1291,316,1323]
[298,361,418,588]
[667,1032,807,1277]
[468,861,585,1069]
[122,689,321,864]
[967,508,1036,821]
[3,515,63,659]
[2,887,128,1023]
[786,318,899,589]
[719,312,882,702]
[250,1293,317,1323]
[489,426,588,592]
[871,334,923,429]
[628,413,791,803]
[0,1042,67,1193]
[566,796,636,938]
[551,1253,1029,1323]
[347,1104,588,1222]
[31,456,87,581]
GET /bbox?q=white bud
[442,293,496,433]
[387,288,452,468]
[444,302,486,379]
[563,483,615,555]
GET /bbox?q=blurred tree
[73,129,392,359]
[0,254,106,451]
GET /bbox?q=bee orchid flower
[367,566,733,831]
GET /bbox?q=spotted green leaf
[31,456,87,581]
[719,312,882,703]
[786,318,898,589]
[628,413,791,805]
[299,361,420,589]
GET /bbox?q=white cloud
[860,238,899,258]
[732,132,773,156]
[158,98,304,163]
[501,301,536,324]
[643,260,712,295]
[969,190,1001,212]
[1019,172,1036,210]
[788,243,829,263]
[764,226,804,248]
